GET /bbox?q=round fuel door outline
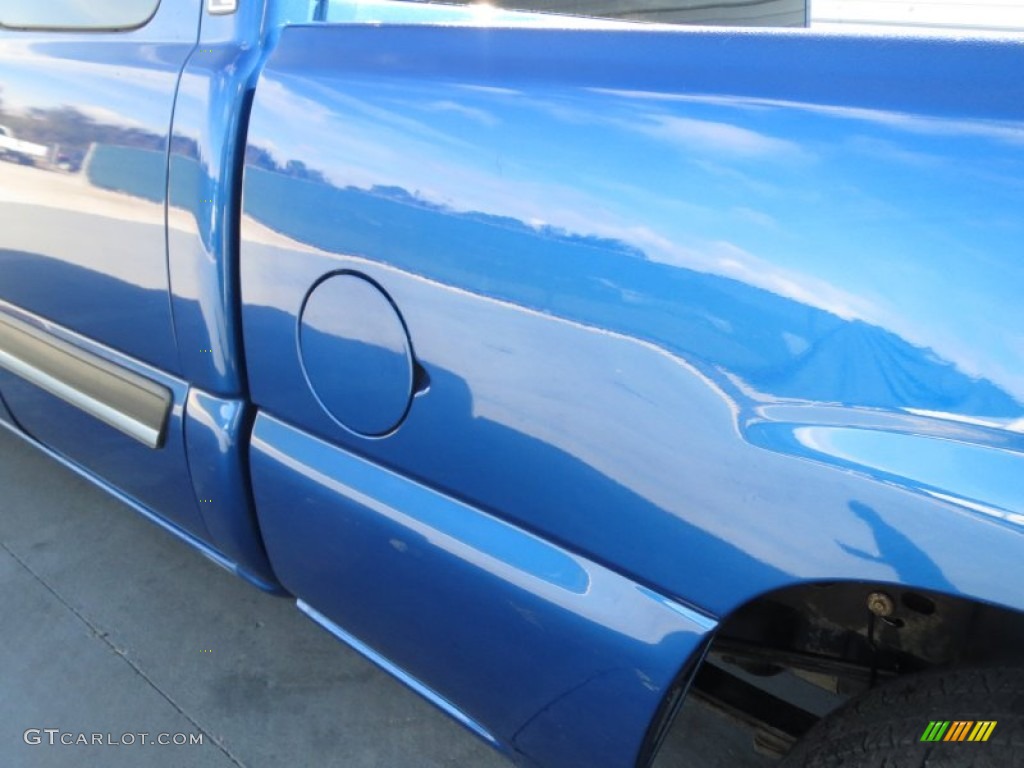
[298,272,417,437]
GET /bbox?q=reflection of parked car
[0,124,47,164]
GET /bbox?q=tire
[779,665,1024,768]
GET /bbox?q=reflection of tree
[0,102,180,171]
[242,163,1022,419]
[244,145,326,183]
[27,106,161,151]
[243,144,278,172]
[169,133,199,160]
[284,159,327,184]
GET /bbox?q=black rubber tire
[779,666,1024,768]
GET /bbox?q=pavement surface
[0,424,776,768]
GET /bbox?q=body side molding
[0,311,172,448]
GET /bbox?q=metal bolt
[867,591,896,617]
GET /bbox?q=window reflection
[0,0,159,31]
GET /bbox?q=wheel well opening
[656,581,1024,763]
[714,581,1024,677]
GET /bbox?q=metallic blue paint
[0,301,212,541]
[299,272,416,436]
[166,0,313,395]
[3,6,1023,767]
[0,413,249,583]
[0,1,217,560]
[251,411,715,768]
[240,25,1024,629]
[183,388,281,590]
[0,305,282,592]
[297,599,505,748]
[0,0,202,375]
[0,2,299,606]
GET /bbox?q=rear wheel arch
[643,580,1024,765]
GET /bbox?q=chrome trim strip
[0,312,171,448]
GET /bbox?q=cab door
[0,0,209,539]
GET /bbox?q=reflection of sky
[238,29,1024,616]
[0,43,179,132]
[241,234,1024,606]
[252,59,1024,402]
[795,426,1024,521]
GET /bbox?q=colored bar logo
[921,721,997,742]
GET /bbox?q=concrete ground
[0,425,776,768]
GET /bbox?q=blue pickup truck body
[1,1,1022,765]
